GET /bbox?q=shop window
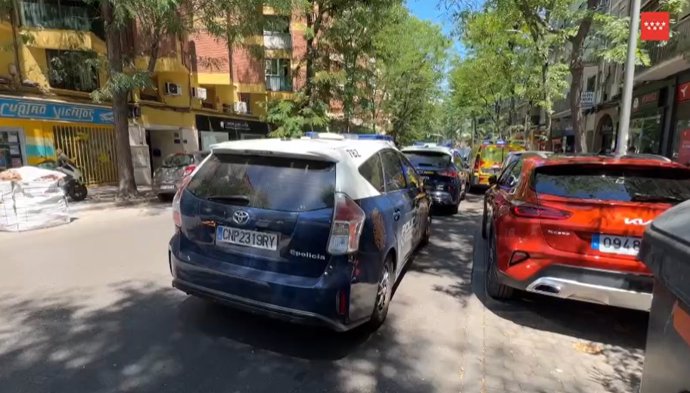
[265,58,292,92]
[46,49,99,92]
[672,101,690,166]
[630,115,662,154]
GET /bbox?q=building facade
[0,2,305,185]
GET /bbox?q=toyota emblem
[232,210,250,225]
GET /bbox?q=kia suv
[482,154,690,311]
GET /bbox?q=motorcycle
[36,159,88,202]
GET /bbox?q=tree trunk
[102,0,137,197]
[305,1,319,101]
[569,0,598,153]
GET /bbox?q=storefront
[629,89,665,154]
[0,95,117,184]
[671,74,690,166]
[195,115,270,150]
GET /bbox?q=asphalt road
[0,195,649,393]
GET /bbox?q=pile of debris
[0,167,70,232]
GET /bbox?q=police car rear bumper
[429,191,455,206]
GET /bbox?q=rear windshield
[187,154,336,212]
[404,152,451,168]
[481,146,505,164]
[162,154,193,168]
[534,165,690,203]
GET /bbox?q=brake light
[182,164,196,177]
[172,175,192,229]
[474,159,481,172]
[439,168,458,178]
[328,193,366,255]
[510,202,571,220]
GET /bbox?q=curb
[68,198,164,214]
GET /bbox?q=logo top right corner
[641,12,671,42]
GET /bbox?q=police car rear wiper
[206,195,251,205]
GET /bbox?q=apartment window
[586,76,596,92]
[19,0,104,38]
[46,49,99,92]
[265,58,292,92]
[239,93,251,114]
[263,15,290,34]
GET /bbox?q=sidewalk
[67,185,165,214]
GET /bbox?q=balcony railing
[636,16,690,72]
[265,76,292,92]
[263,32,292,50]
[19,0,105,39]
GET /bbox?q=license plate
[160,184,175,190]
[592,234,641,256]
[216,226,278,251]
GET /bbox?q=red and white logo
[641,12,670,41]
[678,82,690,103]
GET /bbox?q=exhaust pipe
[533,284,561,294]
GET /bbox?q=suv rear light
[509,251,530,265]
[510,202,571,220]
[439,168,458,178]
[328,193,366,255]
[172,175,193,229]
[182,164,196,178]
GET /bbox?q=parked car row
[482,151,690,311]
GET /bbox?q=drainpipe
[9,0,24,84]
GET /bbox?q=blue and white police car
[169,133,432,331]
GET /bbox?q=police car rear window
[404,152,451,168]
[187,154,336,212]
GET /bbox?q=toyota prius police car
[169,133,432,331]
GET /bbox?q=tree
[372,7,450,145]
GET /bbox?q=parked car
[469,140,526,189]
[482,154,690,311]
[401,145,468,214]
[168,134,432,331]
[153,151,209,200]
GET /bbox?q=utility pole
[615,0,642,156]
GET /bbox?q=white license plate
[216,226,278,251]
[592,234,641,256]
[160,184,175,190]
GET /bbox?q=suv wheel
[486,227,514,300]
[369,256,394,329]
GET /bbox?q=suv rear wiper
[206,195,251,205]
[630,193,686,204]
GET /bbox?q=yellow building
[0,2,300,185]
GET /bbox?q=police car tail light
[172,175,192,229]
[328,193,366,255]
[439,168,458,178]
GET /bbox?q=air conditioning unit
[191,87,207,100]
[164,82,181,96]
[234,101,248,114]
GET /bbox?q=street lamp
[615,0,642,156]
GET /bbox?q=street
[0,195,648,393]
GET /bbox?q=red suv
[482,154,690,311]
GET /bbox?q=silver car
[153,151,209,200]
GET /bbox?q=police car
[169,133,432,331]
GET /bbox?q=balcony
[635,15,690,82]
[18,0,105,39]
[263,32,292,50]
[265,75,292,92]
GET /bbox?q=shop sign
[0,97,113,125]
[677,82,690,103]
[220,120,251,131]
[633,92,659,111]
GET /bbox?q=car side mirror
[488,175,498,186]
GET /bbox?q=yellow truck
[469,140,526,188]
